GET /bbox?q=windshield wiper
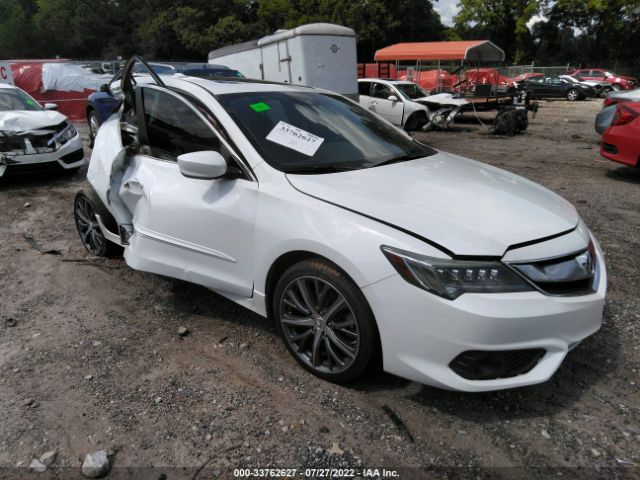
[374,153,425,168]
[285,165,356,174]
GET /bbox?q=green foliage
[454,0,540,63]
[0,0,637,75]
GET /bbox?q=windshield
[184,68,244,78]
[395,83,430,100]
[217,91,435,173]
[0,89,42,112]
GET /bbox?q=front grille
[0,122,68,153]
[509,244,597,296]
[60,149,85,164]
[450,349,546,380]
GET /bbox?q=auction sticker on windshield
[266,121,324,157]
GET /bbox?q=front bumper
[363,237,607,392]
[0,134,85,177]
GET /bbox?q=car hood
[0,110,67,132]
[287,152,579,257]
[415,93,469,107]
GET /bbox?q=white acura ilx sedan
[74,58,606,391]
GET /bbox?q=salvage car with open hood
[0,83,84,177]
[74,57,606,391]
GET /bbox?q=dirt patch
[1,99,638,479]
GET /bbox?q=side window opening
[140,88,220,162]
[372,83,393,99]
[358,82,371,96]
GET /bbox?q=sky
[433,1,547,29]
[433,0,460,27]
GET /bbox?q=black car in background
[522,74,594,101]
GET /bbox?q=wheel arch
[404,109,428,131]
[264,249,383,367]
[265,250,350,321]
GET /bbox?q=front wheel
[566,89,580,101]
[74,191,122,257]
[273,259,379,383]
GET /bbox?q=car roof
[0,83,19,91]
[357,78,415,85]
[166,75,318,95]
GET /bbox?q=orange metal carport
[373,40,505,92]
[374,40,505,63]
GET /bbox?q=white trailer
[208,23,358,99]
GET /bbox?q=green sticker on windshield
[250,102,270,112]
[26,98,35,106]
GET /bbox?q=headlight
[58,122,77,143]
[48,122,77,147]
[381,245,533,300]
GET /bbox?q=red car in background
[600,101,640,167]
[570,69,637,91]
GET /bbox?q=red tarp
[10,60,93,122]
[374,41,505,63]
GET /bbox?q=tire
[73,190,122,257]
[404,112,429,132]
[273,258,379,384]
[87,110,101,148]
[566,89,580,101]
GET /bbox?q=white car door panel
[121,156,257,296]
[117,85,258,297]
[369,83,404,126]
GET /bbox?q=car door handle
[371,101,378,105]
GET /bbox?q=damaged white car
[0,83,84,177]
[75,57,606,391]
[357,78,468,131]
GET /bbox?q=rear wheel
[73,191,122,257]
[566,89,580,101]
[273,259,379,383]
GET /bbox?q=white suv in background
[357,78,468,131]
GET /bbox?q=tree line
[1,0,638,73]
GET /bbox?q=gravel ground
[1,99,638,480]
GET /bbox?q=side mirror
[177,151,227,179]
[43,103,58,111]
[99,84,109,93]
[387,95,399,102]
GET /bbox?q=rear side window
[358,82,372,96]
[141,88,219,161]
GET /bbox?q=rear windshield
[0,89,41,112]
[217,91,435,173]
